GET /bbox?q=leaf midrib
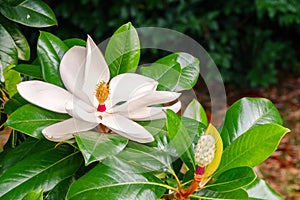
[68,181,168,198]
[224,105,279,146]
[8,118,67,124]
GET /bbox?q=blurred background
[21,0,300,199]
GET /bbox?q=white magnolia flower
[17,36,181,143]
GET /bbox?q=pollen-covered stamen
[195,134,216,168]
[95,81,109,112]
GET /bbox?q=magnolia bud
[195,134,216,167]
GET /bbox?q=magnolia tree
[0,1,289,200]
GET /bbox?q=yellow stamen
[95,81,109,105]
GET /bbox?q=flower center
[95,81,109,112]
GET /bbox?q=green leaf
[13,64,43,79]
[0,23,18,76]
[37,31,68,87]
[0,143,82,200]
[0,0,25,7]
[6,104,69,139]
[63,38,86,48]
[215,123,289,176]
[245,178,283,200]
[0,0,57,27]
[45,177,74,200]
[0,138,54,174]
[105,22,140,78]
[66,164,166,200]
[140,52,200,91]
[4,65,20,97]
[206,167,256,192]
[166,109,196,171]
[183,99,208,126]
[22,188,43,200]
[4,93,27,114]
[191,188,248,199]
[75,131,128,165]
[0,17,30,60]
[220,97,283,148]
[103,142,173,174]
[140,118,205,157]
[139,119,178,157]
[182,117,206,144]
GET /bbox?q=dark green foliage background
[44,0,300,88]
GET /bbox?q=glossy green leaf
[140,117,205,158]
[63,38,86,48]
[182,117,206,143]
[140,52,200,91]
[206,167,256,192]
[183,99,208,127]
[6,104,69,139]
[0,0,25,6]
[0,17,30,60]
[37,31,68,87]
[139,119,178,157]
[220,97,283,148]
[103,142,173,174]
[191,188,248,199]
[166,109,196,171]
[0,0,57,27]
[45,177,74,200]
[75,131,128,165]
[215,124,289,176]
[245,178,283,200]
[13,64,43,79]
[0,138,54,174]
[4,65,20,97]
[0,143,82,200]
[66,164,166,200]
[0,23,18,76]
[3,93,27,114]
[22,188,43,200]
[105,22,140,78]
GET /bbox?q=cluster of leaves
[50,0,300,88]
[0,0,57,85]
[0,0,58,152]
[0,18,289,199]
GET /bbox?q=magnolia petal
[65,100,100,123]
[110,90,180,114]
[17,81,72,113]
[82,35,110,105]
[59,46,90,102]
[42,118,98,142]
[125,101,182,121]
[133,90,181,107]
[101,113,154,143]
[108,73,158,108]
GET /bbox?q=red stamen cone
[97,104,106,112]
[195,165,205,175]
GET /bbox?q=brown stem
[162,192,182,200]
[167,166,204,199]
[181,173,202,198]
[164,173,202,200]
[100,123,108,133]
